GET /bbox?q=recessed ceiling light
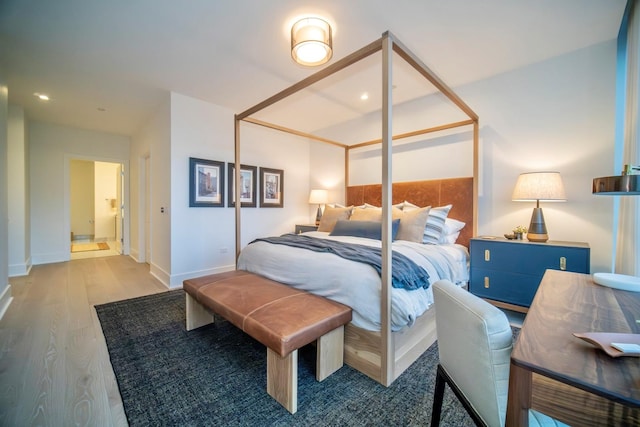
[33,92,50,101]
[360,93,369,101]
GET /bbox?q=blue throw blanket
[250,234,430,291]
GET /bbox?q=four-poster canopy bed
[233,31,479,386]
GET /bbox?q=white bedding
[237,231,469,331]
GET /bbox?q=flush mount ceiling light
[291,17,332,66]
[33,92,50,101]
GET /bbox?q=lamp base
[526,232,548,243]
[593,272,640,292]
[527,207,548,242]
[315,205,322,226]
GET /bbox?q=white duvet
[237,231,469,332]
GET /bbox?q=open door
[69,159,124,256]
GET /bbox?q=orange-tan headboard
[346,177,474,248]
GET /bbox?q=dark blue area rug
[95,290,476,426]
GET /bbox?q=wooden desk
[506,270,640,426]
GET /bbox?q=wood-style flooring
[0,256,168,426]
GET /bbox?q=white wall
[320,93,473,185]
[309,141,346,213]
[7,105,30,277]
[0,67,12,320]
[166,92,311,287]
[312,40,617,273]
[130,95,171,282]
[29,122,130,264]
[462,40,616,273]
[131,92,313,288]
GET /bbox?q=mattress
[237,231,469,332]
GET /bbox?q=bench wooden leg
[267,348,298,414]
[316,326,344,381]
[185,293,214,331]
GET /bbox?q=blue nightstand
[469,237,590,312]
[295,224,318,234]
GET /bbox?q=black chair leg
[430,364,446,426]
[432,363,487,427]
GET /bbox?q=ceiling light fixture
[291,17,332,67]
[360,93,369,101]
[34,92,50,101]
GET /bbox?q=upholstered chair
[430,279,566,427]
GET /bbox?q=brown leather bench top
[183,270,352,357]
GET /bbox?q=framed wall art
[227,163,257,207]
[259,167,284,208]
[189,157,225,207]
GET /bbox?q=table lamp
[512,172,566,242]
[308,189,328,226]
[592,164,640,291]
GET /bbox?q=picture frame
[259,167,284,208]
[227,163,257,207]
[189,157,225,207]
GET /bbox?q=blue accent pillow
[329,219,400,241]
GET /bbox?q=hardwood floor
[0,256,168,426]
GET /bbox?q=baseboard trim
[129,248,140,262]
[32,252,69,265]
[149,263,170,289]
[9,258,32,277]
[169,265,236,288]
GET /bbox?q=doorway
[69,159,123,259]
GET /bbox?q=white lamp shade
[291,17,332,66]
[308,189,329,204]
[512,172,567,201]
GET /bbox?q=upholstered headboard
[345,177,474,248]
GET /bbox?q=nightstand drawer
[469,269,541,307]
[470,240,589,275]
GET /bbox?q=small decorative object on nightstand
[512,225,527,240]
[469,237,590,312]
[295,224,319,234]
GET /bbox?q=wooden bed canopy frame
[233,31,479,386]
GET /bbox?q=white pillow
[423,204,452,244]
[439,231,461,245]
[437,218,465,244]
[443,218,465,235]
[354,202,379,209]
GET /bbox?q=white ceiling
[0,0,627,136]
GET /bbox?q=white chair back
[433,280,513,427]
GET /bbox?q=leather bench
[183,270,352,414]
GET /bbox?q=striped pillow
[423,205,452,244]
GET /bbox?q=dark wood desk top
[511,269,640,407]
